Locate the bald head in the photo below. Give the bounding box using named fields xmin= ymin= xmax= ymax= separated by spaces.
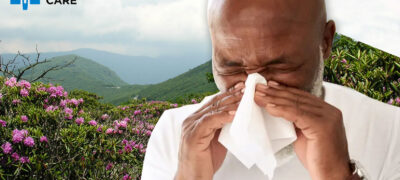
xmin=207 ymin=0 xmax=335 ymax=97
xmin=208 ymin=0 xmax=327 ymax=32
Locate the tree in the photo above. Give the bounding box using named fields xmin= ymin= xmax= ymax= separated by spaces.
xmin=0 ymin=45 xmax=76 ymax=82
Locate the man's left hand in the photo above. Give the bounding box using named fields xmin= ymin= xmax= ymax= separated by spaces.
xmin=254 ymin=81 xmax=352 ymax=180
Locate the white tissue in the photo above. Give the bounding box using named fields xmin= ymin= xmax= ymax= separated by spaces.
xmin=218 ymin=73 xmax=297 ymax=179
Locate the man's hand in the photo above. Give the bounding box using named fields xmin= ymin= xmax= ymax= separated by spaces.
xmin=254 ymin=81 xmax=352 ymax=180
xmin=175 ymin=83 xmax=244 ymax=180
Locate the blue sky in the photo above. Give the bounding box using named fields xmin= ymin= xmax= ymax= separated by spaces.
xmin=0 ymin=0 xmax=399 ymax=58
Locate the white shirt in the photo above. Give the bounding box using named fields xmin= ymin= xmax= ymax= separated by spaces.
xmin=141 ymin=82 xmax=400 ymax=180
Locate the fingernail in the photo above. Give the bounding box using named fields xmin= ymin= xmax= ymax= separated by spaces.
xmin=268 ymin=81 xmax=279 ymax=86
xmin=229 ymin=111 xmax=236 ymax=115
xmin=234 ymin=82 xmax=244 ymax=89
xmin=266 ymin=103 xmax=276 ymax=107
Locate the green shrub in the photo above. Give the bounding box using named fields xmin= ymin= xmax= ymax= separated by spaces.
xmin=0 ymin=77 xmax=184 ymax=179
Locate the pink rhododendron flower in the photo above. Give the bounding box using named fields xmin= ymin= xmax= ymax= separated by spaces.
xmin=78 ymin=109 xmax=84 ymax=114
xmin=123 ymin=117 xmax=130 ymax=122
xmin=97 ymin=125 xmax=103 ymax=132
xmin=88 ymin=120 xmax=97 ymax=126
xmin=388 ymin=99 xmax=394 ymax=104
xmin=75 ymin=117 xmax=84 ymax=125
xmin=11 ymin=152 xmax=19 ymax=161
xmin=59 ymin=100 xmax=67 ymax=107
xmin=12 ymin=99 xmax=21 ymax=105
xmin=24 ymin=137 xmax=35 ymax=147
xmin=69 ymin=98 xmax=79 ymax=106
xmin=21 ymin=115 xmax=28 ymax=122
xmin=101 ymin=114 xmax=109 ymax=120
xmin=191 ymin=99 xmax=198 ymax=104
xmin=1 ymin=142 xmax=12 ymax=154
xmin=123 ymin=174 xmax=132 ymax=180
xmin=20 ymin=88 xmax=29 ymax=97
xmin=17 ymin=80 xmax=31 ymax=89
xmin=170 ymin=103 xmax=178 ymax=108
xmin=396 ymin=97 xmax=400 ymax=104
xmin=106 ymin=163 xmax=113 ymax=170
xmin=145 ymin=130 xmax=152 ymax=136
xmin=119 ymin=121 xmax=127 ymax=128
xmin=122 ymin=139 xmax=128 ymax=145
xmin=105 ymin=128 xmax=113 ymax=134
xmin=64 ymin=108 xmax=73 ymax=114
xmin=5 ymin=77 xmax=17 ymax=87
xmin=20 ymin=156 xmax=30 ymax=164
xmin=40 ymin=136 xmax=48 ymax=143
xmin=45 ymin=105 xmax=58 ymax=112
xmin=340 ymin=59 xmax=347 ymax=63
xmin=134 ymin=110 xmax=141 ymax=115
xmin=65 ymin=114 xmax=73 ymax=120
xmin=140 ymin=148 xmax=146 ymax=154
xmin=124 ymin=144 xmax=133 ymax=153
xmin=12 ymin=129 xmax=27 ymax=143
xmin=0 ymin=120 xmax=6 ymax=127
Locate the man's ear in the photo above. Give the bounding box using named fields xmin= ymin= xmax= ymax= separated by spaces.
xmin=322 ymin=20 xmax=336 ymax=60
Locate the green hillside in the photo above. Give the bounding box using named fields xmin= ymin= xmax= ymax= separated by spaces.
xmin=22 ymin=55 xmax=129 ymax=93
xmin=101 ymin=60 xmax=218 ymax=105
xmin=135 ymin=60 xmax=218 ymax=101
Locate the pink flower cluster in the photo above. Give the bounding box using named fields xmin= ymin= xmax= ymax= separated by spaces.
xmin=121 ymin=139 xmax=145 ymax=154
xmin=1 ymin=142 xmax=12 ymax=154
xmin=40 ymin=136 xmax=48 ymax=143
xmin=4 ymin=77 xmax=17 ymax=87
xmin=0 ymin=119 xmax=6 ymax=127
xmin=101 ymin=114 xmax=109 ymax=120
xmin=88 ymin=120 xmax=97 ymax=126
xmin=12 ymin=129 xmax=35 ymax=147
xmin=24 ymin=137 xmax=35 ymax=147
xmin=12 ymin=129 xmax=28 ymax=143
xmin=21 ymin=115 xmax=28 ymax=122
xmin=1 ymin=142 xmax=30 ymax=164
xmin=75 ymin=117 xmax=84 ymax=125
xmin=46 ymin=85 xmax=67 ymax=98
xmin=5 ymin=77 xmax=32 ymax=97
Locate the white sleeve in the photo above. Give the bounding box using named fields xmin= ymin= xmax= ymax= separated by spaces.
xmin=379 ymin=108 xmax=400 ymax=180
xmin=141 ymin=110 xmax=180 ymax=180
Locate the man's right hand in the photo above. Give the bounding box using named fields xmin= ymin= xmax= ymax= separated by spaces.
xmin=174 ymin=82 xmax=245 ymax=180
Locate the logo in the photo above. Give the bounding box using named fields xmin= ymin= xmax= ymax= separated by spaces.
xmin=10 ymin=0 xmax=77 ymax=11
xmin=10 ymin=0 xmax=40 ymax=11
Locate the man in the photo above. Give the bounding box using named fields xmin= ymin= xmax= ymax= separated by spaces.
xmin=141 ymin=0 xmax=400 ymax=179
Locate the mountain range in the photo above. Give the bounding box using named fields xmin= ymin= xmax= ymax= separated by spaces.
xmin=2 ymin=52 xmax=218 ymax=105
xmin=1 ymin=48 xmax=210 ymax=84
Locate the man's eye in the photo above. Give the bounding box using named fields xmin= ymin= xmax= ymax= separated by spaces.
xmin=217 ymin=69 xmax=245 ymax=76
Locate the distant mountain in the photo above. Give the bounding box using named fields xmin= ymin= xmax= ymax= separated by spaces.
xmin=101 ymin=60 xmax=218 ymax=105
xmin=135 ymin=60 xmax=218 ymax=101
xmin=22 ymin=55 xmax=129 ymax=93
xmin=1 ymin=48 xmax=210 ymax=85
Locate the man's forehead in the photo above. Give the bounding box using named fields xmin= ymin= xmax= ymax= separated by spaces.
xmin=208 ymin=0 xmax=326 ymax=35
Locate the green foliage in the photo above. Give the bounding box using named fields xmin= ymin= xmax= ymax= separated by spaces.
xmin=0 ymin=76 xmax=185 ymax=179
xmin=324 ymin=34 xmax=400 ymax=105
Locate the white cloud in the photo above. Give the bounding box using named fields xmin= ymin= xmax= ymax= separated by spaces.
xmin=0 ymin=0 xmax=399 ymax=58
xmin=0 ymin=0 xmax=210 ymax=56
xmin=327 ymin=0 xmax=400 ymax=57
